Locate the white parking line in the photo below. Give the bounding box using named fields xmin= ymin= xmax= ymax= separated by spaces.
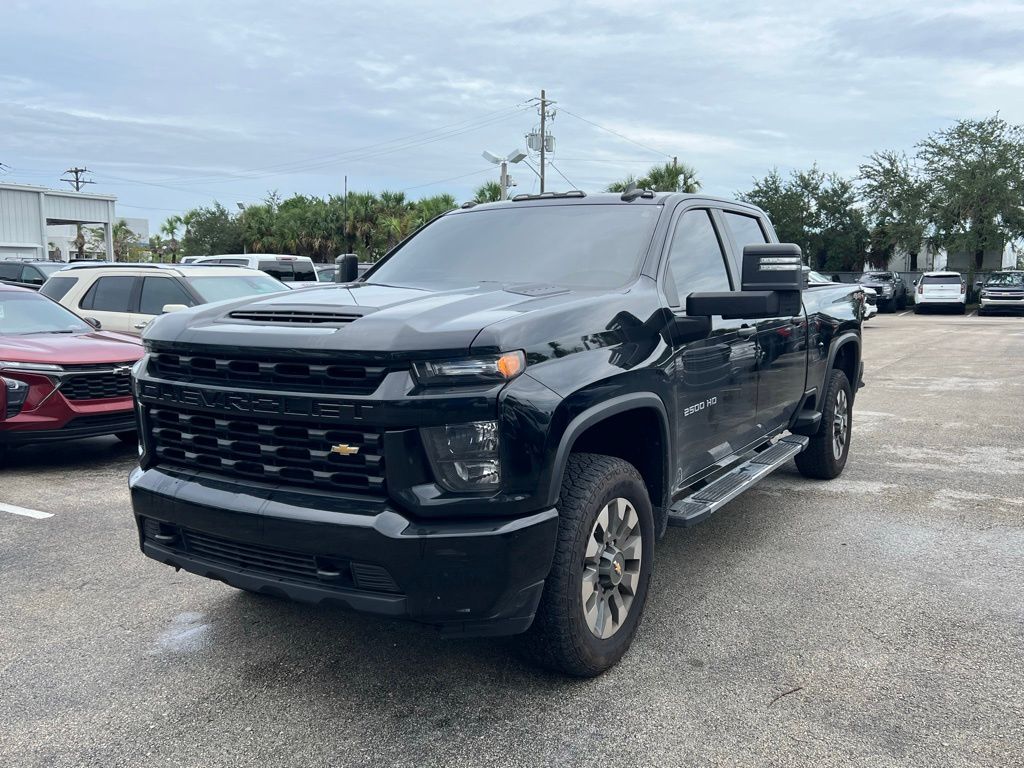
xmin=0 ymin=502 xmax=53 ymax=519
xmin=898 ymin=310 xmax=912 ymax=317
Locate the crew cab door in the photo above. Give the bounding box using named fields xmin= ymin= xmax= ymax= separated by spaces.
xmin=663 ymin=208 xmax=759 ymax=484
xmin=720 ymin=210 xmax=807 ymax=433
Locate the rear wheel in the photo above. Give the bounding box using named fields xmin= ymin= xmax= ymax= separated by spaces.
xmin=896 ymin=293 xmax=907 ymax=310
xmin=526 ymin=453 xmax=654 ymax=677
xmin=795 ymin=369 xmax=852 ymax=480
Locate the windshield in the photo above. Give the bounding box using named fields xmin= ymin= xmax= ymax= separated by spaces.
xmin=367 ymin=205 xmax=661 ymax=290
xmin=806 ymin=269 xmax=832 ymax=284
xmin=985 ymin=272 xmax=1024 ymax=286
xmin=858 ymin=273 xmax=889 ymax=282
xmin=0 ymin=291 xmax=91 ymax=335
xmin=186 ymin=274 xmax=288 ymax=303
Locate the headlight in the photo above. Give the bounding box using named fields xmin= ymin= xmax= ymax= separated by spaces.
xmin=2 ymin=377 xmax=30 ymax=418
xmin=411 ymin=351 xmax=525 ymax=387
xmin=421 ymin=420 xmax=500 ymax=492
xmin=0 ymin=361 xmax=62 ymax=373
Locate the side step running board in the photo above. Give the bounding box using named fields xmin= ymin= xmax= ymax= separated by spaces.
xmin=667 ymin=435 xmax=809 ymax=528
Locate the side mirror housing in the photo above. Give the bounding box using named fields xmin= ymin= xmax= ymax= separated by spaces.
xmin=974 ymin=280 xmax=983 ymax=289
xmin=162 ymin=304 xmax=189 ymax=314
xmin=84 ymin=317 xmax=102 ymax=330
xmin=831 ymin=275 xmax=842 ymax=283
xmin=741 ymin=244 xmax=803 ymax=291
xmin=335 ymin=253 xmax=359 ymax=283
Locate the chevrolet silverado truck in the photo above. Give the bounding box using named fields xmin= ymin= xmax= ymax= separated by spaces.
xmin=129 ymin=191 xmax=864 ymax=677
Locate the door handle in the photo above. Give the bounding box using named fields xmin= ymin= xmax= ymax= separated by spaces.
xmin=133 ymin=321 xmax=149 ymax=330
xmin=737 ymin=326 xmax=756 ymax=338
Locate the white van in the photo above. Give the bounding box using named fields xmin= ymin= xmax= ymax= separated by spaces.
xmin=189 ymin=254 xmax=319 ymax=288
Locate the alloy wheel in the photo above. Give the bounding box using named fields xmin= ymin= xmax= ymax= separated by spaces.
xmin=832 ymin=388 xmax=849 ymax=460
xmin=581 ymin=497 xmax=643 ymax=639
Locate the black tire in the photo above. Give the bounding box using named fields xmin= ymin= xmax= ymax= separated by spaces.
xmin=525 ymin=453 xmax=654 ymax=677
xmin=913 ymin=304 xmax=923 ymax=314
xmin=958 ymin=303 xmax=967 ymax=315
xmin=795 ymin=369 xmax=852 ymax=480
xmin=896 ymin=294 xmax=907 ymax=310
xmin=115 ymin=430 xmax=138 ymax=445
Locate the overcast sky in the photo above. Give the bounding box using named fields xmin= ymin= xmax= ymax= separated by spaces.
xmin=3 ymin=0 xmax=1023 ymax=227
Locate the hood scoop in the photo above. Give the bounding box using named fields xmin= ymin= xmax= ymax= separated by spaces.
xmin=227 ymin=309 xmax=364 ymax=325
xmin=503 ymin=283 xmax=570 ymax=297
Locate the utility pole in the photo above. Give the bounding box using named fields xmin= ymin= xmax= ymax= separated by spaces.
xmin=539 ymin=90 xmax=547 ymax=194
xmin=61 ymin=167 xmax=94 ymax=192
xmin=499 ymin=160 xmax=509 ymax=201
xmin=61 ymin=167 xmax=95 ymax=260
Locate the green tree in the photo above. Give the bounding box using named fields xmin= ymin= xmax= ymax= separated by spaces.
xmin=180 ymin=203 xmax=244 ymax=256
xmin=858 ymin=151 xmax=929 ymax=269
xmin=160 ymin=216 xmax=182 ymax=263
xmin=607 ymin=160 xmax=701 ymax=193
xmin=473 ymin=181 xmax=502 ymax=203
xmin=739 ymin=166 xmax=868 ymax=270
xmin=917 ymin=115 xmax=1024 ymax=270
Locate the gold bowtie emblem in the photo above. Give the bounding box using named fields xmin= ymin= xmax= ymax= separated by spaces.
xmin=330 ymin=444 xmax=360 ymax=456
xmin=613 ymin=561 xmax=622 ymax=576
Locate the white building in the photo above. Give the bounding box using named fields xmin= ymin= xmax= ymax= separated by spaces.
xmin=0 ymin=182 xmax=118 ymax=261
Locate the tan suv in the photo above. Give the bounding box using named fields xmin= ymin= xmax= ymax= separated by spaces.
xmin=39 ymin=264 xmax=288 ymax=334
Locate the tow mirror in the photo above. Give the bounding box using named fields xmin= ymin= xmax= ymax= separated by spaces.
xmin=974 ymin=280 xmax=983 ymax=289
xmin=161 ymin=304 xmax=188 ymax=314
xmin=335 ymin=253 xmax=359 ymax=283
xmin=84 ymin=317 xmax=102 ymax=330
xmin=686 ymin=244 xmax=803 ymax=320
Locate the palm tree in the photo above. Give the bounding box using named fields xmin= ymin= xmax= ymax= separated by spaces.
xmin=160 ymin=216 xmax=182 ymax=263
xmin=606 ymin=161 xmax=701 ymax=193
xmin=473 ymin=181 xmax=502 ymax=203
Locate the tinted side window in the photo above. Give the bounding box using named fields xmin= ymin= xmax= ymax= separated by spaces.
xmin=40 ymin=276 xmax=78 ymax=301
xmin=723 ymin=212 xmax=768 ymax=249
xmin=0 ymin=263 xmax=21 ymax=280
xmin=139 ymin=277 xmax=194 ymax=315
xmin=21 ymin=266 xmax=45 ymax=284
xmin=80 ymin=276 xmax=135 ymax=312
xmin=259 ymin=261 xmax=292 ymax=281
xmin=293 ymin=262 xmax=316 ymax=281
xmin=666 ymin=210 xmax=732 ymax=305
xmin=219 ymin=258 xmax=249 ymax=266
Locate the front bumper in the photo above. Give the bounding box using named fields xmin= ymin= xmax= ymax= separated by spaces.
xmin=980 ymin=297 xmax=1024 ymax=311
xmin=130 ymin=466 xmax=558 ymax=636
xmin=0 ymin=410 xmax=136 ymax=445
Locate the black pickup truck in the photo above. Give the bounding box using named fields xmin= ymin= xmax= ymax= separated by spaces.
xmin=129 ymin=192 xmax=864 ymax=676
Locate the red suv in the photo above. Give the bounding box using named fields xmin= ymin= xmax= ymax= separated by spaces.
xmin=1 ymin=285 xmax=143 ymax=460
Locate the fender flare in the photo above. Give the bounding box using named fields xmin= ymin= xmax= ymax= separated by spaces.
xmin=544 ymin=392 xmax=671 ymax=509
xmin=822 ymin=331 xmax=861 ymax=394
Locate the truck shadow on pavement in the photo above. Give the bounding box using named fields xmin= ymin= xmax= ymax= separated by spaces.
xmin=3 ymin=435 xmax=136 ymax=472
xmin=181 ymin=489 xmax=790 ymax=707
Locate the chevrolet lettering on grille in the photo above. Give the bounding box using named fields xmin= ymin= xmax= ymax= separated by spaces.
xmin=138 ymin=381 xmax=375 ymax=421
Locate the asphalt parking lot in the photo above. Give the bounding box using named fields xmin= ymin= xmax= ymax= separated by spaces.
xmin=2 ymin=311 xmax=1022 ymax=767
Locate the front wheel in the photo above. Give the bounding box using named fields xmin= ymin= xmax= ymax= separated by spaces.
xmin=526 ymin=453 xmax=654 ymax=677
xmin=795 ymin=369 xmax=852 ymax=480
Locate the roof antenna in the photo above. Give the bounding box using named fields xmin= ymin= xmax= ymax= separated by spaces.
xmin=620 ymin=181 xmax=643 ymax=202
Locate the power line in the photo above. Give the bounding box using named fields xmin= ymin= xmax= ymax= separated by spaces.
xmin=547 ymin=160 xmax=577 ymax=190
xmin=558 ymin=107 xmax=673 ymax=159
xmin=138 ymin=104 xmax=533 ymax=185
xmin=402 ymin=167 xmax=493 ymax=193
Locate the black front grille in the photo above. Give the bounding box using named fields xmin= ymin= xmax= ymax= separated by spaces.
xmin=148 ymin=351 xmax=390 ymax=395
xmin=142 ymin=520 xmax=401 ymax=594
xmin=60 ymin=369 xmax=133 ymax=400
xmin=147 ymin=406 xmax=385 ymax=495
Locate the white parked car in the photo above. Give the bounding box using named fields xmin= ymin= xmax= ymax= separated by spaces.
xmin=914 ymin=271 xmax=966 ymax=314
xmin=39 ymin=264 xmax=288 ymax=335
xmin=188 ymin=254 xmax=319 ymax=288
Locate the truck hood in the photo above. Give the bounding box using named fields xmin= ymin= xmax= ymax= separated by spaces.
xmin=142 ymin=281 xmax=644 ymax=356
xmin=1 ymin=331 xmax=143 ymax=366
